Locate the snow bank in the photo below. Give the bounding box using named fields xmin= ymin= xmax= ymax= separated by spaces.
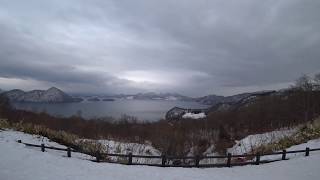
xmin=1 ymin=129 xmax=320 ymax=180
xmin=228 ymin=128 xmax=297 ymax=155
xmin=182 ymin=112 xmax=206 ymax=119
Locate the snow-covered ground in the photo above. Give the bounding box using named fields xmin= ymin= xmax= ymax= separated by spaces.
xmin=1 ymin=129 xmax=320 ymax=180
xmin=0 ymin=130 xmax=96 ymax=161
xmin=182 ymin=112 xmax=206 ymax=119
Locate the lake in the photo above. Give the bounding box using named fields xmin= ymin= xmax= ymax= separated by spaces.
xmin=12 ymin=100 xmax=209 ymax=121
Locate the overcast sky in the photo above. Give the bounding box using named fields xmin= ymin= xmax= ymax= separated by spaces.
xmin=0 ymin=0 xmax=319 ymax=97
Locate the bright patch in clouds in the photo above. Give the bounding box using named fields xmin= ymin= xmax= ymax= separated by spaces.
xmin=117 ymin=70 xmax=212 ymax=87
xmin=117 ymin=71 xmax=171 ymax=84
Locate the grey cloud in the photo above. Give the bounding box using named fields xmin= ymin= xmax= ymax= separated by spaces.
xmin=0 ymin=0 xmax=320 ymax=96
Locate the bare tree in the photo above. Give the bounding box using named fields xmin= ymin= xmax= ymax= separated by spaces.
xmin=295 ymin=74 xmax=313 ymax=91
xmin=295 ymin=74 xmax=313 ymax=121
xmin=314 ymin=73 xmax=320 ymax=91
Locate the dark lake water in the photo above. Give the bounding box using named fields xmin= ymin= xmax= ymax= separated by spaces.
xmin=12 ymin=100 xmax=209 ymax=121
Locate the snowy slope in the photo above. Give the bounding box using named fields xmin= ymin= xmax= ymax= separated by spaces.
xmin=1 ymin=129 xmax=320 ymax=180
xmin=0 ymin=130 xmax=95 ymax=161
xmin=0 ymin=130 xmax=66 ymax=148
xmin=228 ymin=128 xmax=298 ymax=155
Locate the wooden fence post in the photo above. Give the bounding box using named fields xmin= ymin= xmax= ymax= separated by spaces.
xmin=67 ymin=147 xmax=71 ymax=157
xmin=161 ymin=154 xmax=166 ymax=167
xmin=282 ymin=150 xmax=286 ymax=160
xmin=227 ymin=153 xmax=232 ymax=167
xmin=96 ymin=152 xmax=100 ymax=163
xmin=41 ymin=143 xmax=45 ymax=152
xmin=195 ymin=155 xmax=200 ymax=167
xmin=256 ymin=153 xmax=261 ymax=165
xmin=128 ymin=153 xmax=133 ymax=165
xmin=305 ymin=147 xmax=310 ymax=156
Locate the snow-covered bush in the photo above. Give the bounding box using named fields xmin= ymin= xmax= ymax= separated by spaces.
xmin=272 ymin=123 xmax=320 ymax=151
xmin=76 ymin=139 xmax=106 ymax=155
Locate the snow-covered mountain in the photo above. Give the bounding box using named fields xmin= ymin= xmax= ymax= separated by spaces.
xmin=194 ymin=94 xmax=225 ymax=105
xmin=195 ymin=91 xmax=276 ymax=105
xmin=104 ymin=92 xmax=193 ymax=101
xmin=121 ymin=90 xmax=277 ymax=104
xmin=2 ymin=89 xmax=25 ymax=100
xmin=131 ymin=92 xmax=192 ymax=101
xmin=1 ymin=87 xmax=83 ymax=103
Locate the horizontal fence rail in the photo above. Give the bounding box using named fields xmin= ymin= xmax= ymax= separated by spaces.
xmin=17 ymin=140 xmax=320 ymax=168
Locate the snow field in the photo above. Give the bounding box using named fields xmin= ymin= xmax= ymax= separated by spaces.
xmin=1 ymin=129 xmax=320 ymax=180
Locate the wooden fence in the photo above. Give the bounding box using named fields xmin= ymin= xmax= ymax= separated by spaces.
xmin=17 ymin=140 xmax=320 ymax=168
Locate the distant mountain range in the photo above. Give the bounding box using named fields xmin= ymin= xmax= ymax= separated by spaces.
xmin=78 ymin=92 xmax=193 ymax=102
xmin=1 ymin=87 xmax=82 ymax=103
xmin=194 ymin=91 xmax=276 ymax=105
xmin=0 ymin=86 xmax=277 ymax=106
xmin=113 ymin=92 xmax=193 ymax=101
